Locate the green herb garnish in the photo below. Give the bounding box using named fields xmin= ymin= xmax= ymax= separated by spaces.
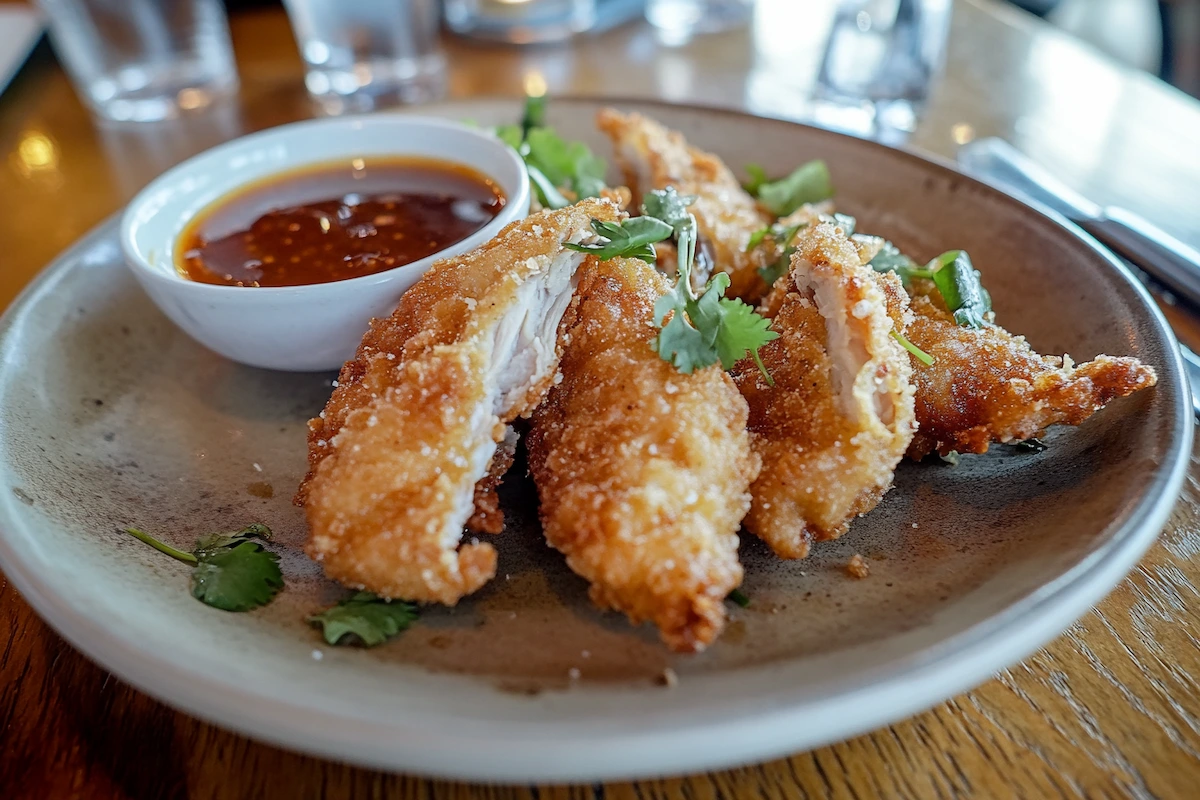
xmin=564 ymin=216 xmax=673 ymax=262
xmin=644 ymin=188 xmax=778 ymax=383
xmin=495 ymin=95 xmax=607 ymax=210
xmin=928 ymin=250 xmax=992 ymax=329
xmin=754 ymin=222 xmax=808 ymax=286
xmin=125 ymin=523 xmax=283 ymax=612
xmin=744 ymin=163 xmax=769 ymax=195
xmin=308 ymin=591 xmax=418 ymax=647
xmin=521 ymin=92 xmax=546 ymax=136
xmin=1011 ymin=438 xmax=1048 ymax=453
xmin=728 ymin=588 xmax=751 ymax=608
xmin=868 ymin=241 xmax=920 ymax=277
xmin=753 ymin=160 xmax=834 ymax=217
xmin=869 ymin=243 xmax=992 ymax=329
xmin=891 ymin=330 xmax=935 ymax=366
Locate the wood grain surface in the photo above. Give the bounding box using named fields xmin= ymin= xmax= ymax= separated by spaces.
xmin=3 ymin=2 xmax=1200 ymax=797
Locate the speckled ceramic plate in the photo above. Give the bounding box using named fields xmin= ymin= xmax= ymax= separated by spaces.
xmin=0 ymin=99 xmax=1190 ymax=783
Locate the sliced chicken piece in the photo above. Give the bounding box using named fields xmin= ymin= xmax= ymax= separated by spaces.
xmin=597 ymin=108 xmax=774 ymax=302
xmin=894 ymin=282 xmax=1158 ymax=458
xmin=733 ymin=223 xmax=917 ymax=559
xmin=301 ymin=199 xmax=622 ymax=605
xmin=527 ymin=256 xmax=758 ymax=652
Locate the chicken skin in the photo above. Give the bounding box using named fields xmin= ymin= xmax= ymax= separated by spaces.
xmin=733 ymin=223 xmax=917 ymax=559
xmin=597 ymin=108 xmax=774 ymax=302
xmin=895 ymin=283 xmax=1158 ymax=458
xmin=526 ymin=256 xmax=758 ymax=652
xmin=301 ymin=199 xmax=621 ymax=605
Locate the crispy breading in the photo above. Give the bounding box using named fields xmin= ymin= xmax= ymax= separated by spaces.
xmin=597 ymin=108 xmax=774 ymax=302
xmin=301 ymin=199 xmax=621 ymax=604
xmin=465 ymin=426 xmax=517 ymax=535
xmin=733 ymin=224 xmax=917 ymax=559
xmin=764 ymin=241 xmax=1159 ymax=460
xmin=895 ymin=283 xmax=1158 ymax=458
xmin=526 ymin=256 xmax=758 ymax=652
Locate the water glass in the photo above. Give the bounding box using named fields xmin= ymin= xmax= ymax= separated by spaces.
xmin=646 ymin=0 xmax=753 ymax=43
xmin=36 ymin=0 xmax=238 ymax=122
xmin=813 ymin=0 xmax=952 ymax=143
xmin=283 ymin=0 xmax=446 ymax=115
xmin=443 ymin=0 xmax=600 ymax=44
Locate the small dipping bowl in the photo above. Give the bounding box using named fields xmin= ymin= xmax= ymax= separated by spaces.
xmin=121 ymin=116 xmax=530 ymax=371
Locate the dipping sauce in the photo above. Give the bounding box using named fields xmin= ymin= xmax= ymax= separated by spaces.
xmin=177 ymin=157 xmax=505 ymax=287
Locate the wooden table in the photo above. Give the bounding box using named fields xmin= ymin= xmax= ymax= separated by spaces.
xmin=3 ymin=1 xmax=1200 ymax=796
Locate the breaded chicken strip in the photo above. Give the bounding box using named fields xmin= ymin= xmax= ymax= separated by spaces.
xmin=526 ymin=256 xmax=758 ymax=652
xmin=895 ymin=283 xmax=1158 ymax=459
xmin=733 ymin=223 xmax=917 ymax=559
xmin=301 ymin=199 xmax=622 ymax=605
xmin=761 ymin=241 xmax=1159 ymax=460
xmin=597 ymin=108 xmax=774 ymax=302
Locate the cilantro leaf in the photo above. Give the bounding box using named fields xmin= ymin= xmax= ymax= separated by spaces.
xmin=525 ymin=127 xmax=607 ymax=200
xmin=928 ymin=250 xmax=992 ymax=328
xmin=831 ymin=213 xmax=856 ymax=236
xmin=491 ymin=95 xmax=609 ymax=210
xmin=493 ymin=124 xmax=523 ymax=151
xmin=727 ymin=588 xmax=751 ymax=608
xmin=642 ymin=189 xmax=778 ymax=383
xmin=521 ymin=93 xmax=546 ymax=136
xmin=746 ymin=225 xmax=772 ymax=252
xmin=755 ymin=222 xmax=807 ymax=286
xmin=868 ymin=241 xmax=918 ymax=274
xmin=744 ymin=163 xmax=769 ymax=194
xmin=192 ymin=540 xmax=283 ymax=611
xmin=754 ymin=160 xmax=834 ymax=216
xmin=124 ymin=523 xmax=284 ymax=612
xmin=564 ymin=216 xmax=673 ymax=261
xmin=308 ymin=592 xmax=418 ymax=647
xmin=526 ymin=163 xmax=572 ymax=210
xmin=193 ymin=522 xmax=273 ymax=555
xmin=651 ymin=270 xmax=779 ymax=382
xmin=641 ymin=186 xmax=697 ymax=237
xmin=867 ymin=241 xmax=992 ymax=329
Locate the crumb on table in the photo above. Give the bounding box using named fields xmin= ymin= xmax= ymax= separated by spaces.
xmin=846 ymin=553 xmax=870 ymax=579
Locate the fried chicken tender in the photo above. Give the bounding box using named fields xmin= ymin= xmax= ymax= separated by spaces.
xmin=526 ymin=256 xmax=758 ymax=652
xmin=760 ymin=236 xmax=1159 ymax=460
xmin=733 ymin=223 xmax=917 ymax=559
xmin=597 ymin=108 xmax=774 ymax=302
xmin=301 ymin=199 xmax=622 ymax=605
xmin=895 ymin=283 xmax=1158 ymax=458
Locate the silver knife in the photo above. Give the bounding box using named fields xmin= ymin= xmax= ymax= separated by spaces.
xmin=957 ymin=136 xmax=1200 ymax=418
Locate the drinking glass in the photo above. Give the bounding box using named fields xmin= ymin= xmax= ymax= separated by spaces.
xmin=443 ymin=0 xmax=600 ymax=44
xmin=812 ymin=0 xmax=952 ymax=143
xmin=646 ymin=0 xmax=753 ymax=43
xmin=35 ymin=0 xmax=238 ymax=122
xmin=283 ymin=0 xmax=446 ymax=115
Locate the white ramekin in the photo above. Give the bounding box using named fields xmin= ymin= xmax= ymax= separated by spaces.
xmin=121 ymin=115 xmax=530 ymax=371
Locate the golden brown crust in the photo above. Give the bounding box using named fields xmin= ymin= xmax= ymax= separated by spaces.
xmin=899 ymin=289 xmax=1158 ymax=458
xmin=733 ymin=224 xmax=916 ymax=558
xmin=465 ymin=426 xmax=517 ymax=535
xmin=302 ymin=199 xmax=621 ymax=604
xmin=597 ymin=108 xmax=774 ymax=303
xmin=526 ymin=257 xmax=757 ymax=652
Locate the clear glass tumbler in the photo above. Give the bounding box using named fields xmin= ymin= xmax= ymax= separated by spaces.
xmin=283 ymin=0 xmax=446 ymax=115
xmin=443 ymin=0 xmax=598 ymax=44
xmin=812 ymin=0 xmax=952 ymax=143
xmin=646 ymin=0 xmax=753 ymax=44
xmin=36 ymin=0 xmax=238 ymax=122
